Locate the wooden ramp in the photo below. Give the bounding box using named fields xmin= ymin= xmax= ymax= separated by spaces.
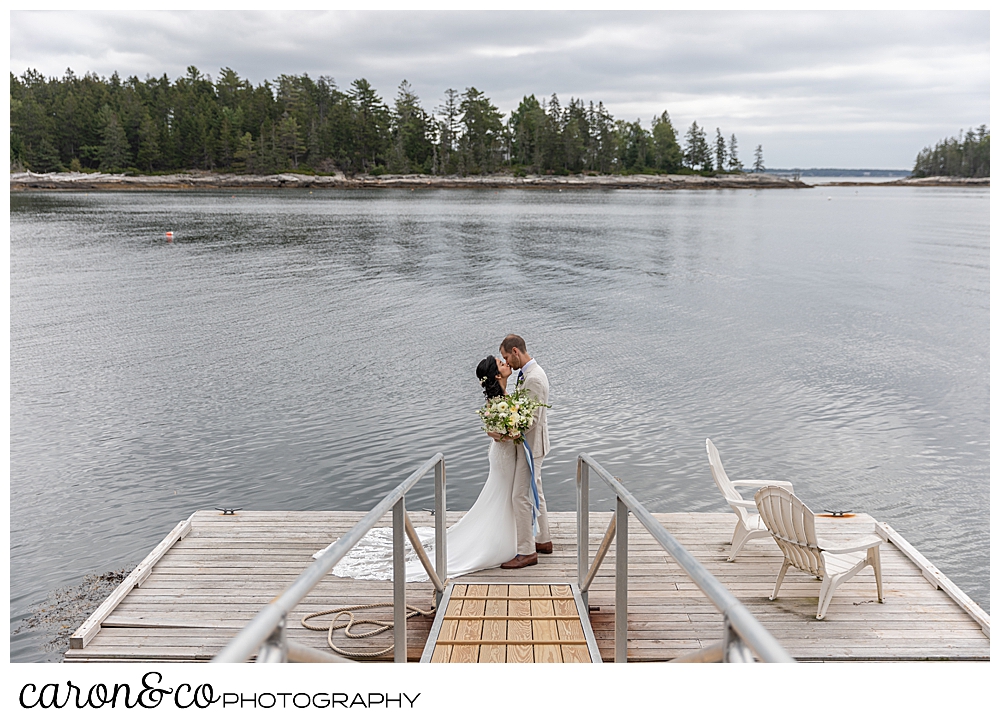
xmin=65 ymin=510 xmax=989 ymax=662
xmin=421 ymin=582 xmax=600 ymax=663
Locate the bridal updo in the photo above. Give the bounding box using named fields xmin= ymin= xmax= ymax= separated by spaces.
xmin=476 ymin=356 xmax=506 ymax=400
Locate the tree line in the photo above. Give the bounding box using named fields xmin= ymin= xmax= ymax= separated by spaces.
xmin=10 ymin=66 xmax=765 ymax=177
xmin=911 ymin=126 xmax=989 ymax=178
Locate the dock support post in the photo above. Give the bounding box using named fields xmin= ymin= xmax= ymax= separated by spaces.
xmin=435 ymin=458 xmax=447 ymax=609
xmin=255 ymin=614 xmax=287 ymax=663
xmin=393 ymin=497 xmax=407 ymax=663
xmin=615 ymin=496 xmax=628 ymax=663
xmin=722 ymin=616 xmax=755 ymax=663
xmin=577 ymin=458 xmax=589 ymax=609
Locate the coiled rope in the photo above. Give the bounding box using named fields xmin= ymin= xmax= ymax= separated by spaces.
xmin=301 ymin=602 xmax=436 ymax=659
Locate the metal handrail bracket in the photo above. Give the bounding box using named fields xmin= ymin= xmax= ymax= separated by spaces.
xmin=213 ymin=453 xmax=446 ymax=663
xmin=577 ymin=452 xmax=794 ymax=663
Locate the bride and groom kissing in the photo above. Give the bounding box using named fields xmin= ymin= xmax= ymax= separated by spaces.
xmin=330 ymin=333 xmax=552 ymax=581
xmin=478 ymin=333 xmax=552 ymax=570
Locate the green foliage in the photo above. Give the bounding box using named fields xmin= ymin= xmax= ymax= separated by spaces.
xmin=98 ymin=105 xmax=130 ymax=171
xmin=389 ymin=81 xmax=433 ymax=173
xmin=651 ymin=112 xmax=682 ymax=172
xmin=10 ymin=65 xmax=766 ymax=178
xmin=727 ymin=134 xmax=742 ymax=171
xmin=714 ymin=128 xmax=727 ymax=172
xmin=508 ymin=94 xmax=545 ymax=170
xmin=912 ymin=126 xmax=989 ymax=178
xmin=459 ymin=87 xmax=504 ymax=174
xmin=684 ymin=122 xmax=711 ymax=171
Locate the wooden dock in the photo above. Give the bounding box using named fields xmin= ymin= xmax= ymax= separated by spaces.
xmin=421 ymin=582 xmax=599 ymax=663
xmin=66 ymin=510 xmax=990 ymax=663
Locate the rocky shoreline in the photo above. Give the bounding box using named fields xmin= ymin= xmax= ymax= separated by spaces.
xmin=816 ymin=176 xmax=989 ymax=187
xmin=11 ymin=170 xmax=812 ymax=191
xmin=10 ymin=171 xmax=987 ymax=191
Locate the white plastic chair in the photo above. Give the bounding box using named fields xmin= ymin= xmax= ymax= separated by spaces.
xmin=706 ymin=438 xmax=794 ymax=561
xmin=754 ymin=485 xmax=884 ymax=620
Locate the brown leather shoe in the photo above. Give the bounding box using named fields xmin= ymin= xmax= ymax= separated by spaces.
xmin=535 ymin=541 xmax=553 ymax=554
xmin=500 ymin=553 xmax=538 ymax=569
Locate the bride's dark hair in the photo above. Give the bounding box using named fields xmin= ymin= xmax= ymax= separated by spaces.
xmin=476 ymin=356 xmax=505 ymax=400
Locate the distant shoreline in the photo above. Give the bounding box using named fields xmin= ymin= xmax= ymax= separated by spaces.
xmin=9 ymin=171 xmax=987 ymax=191
xmin=11 ymin=171 xmax=807 ymax=191
xmin=811 ymin=176 xmax=988 ymax=187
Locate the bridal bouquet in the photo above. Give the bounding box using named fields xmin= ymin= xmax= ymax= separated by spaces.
xmin=478 ymin=388 xmax=550 ymax=441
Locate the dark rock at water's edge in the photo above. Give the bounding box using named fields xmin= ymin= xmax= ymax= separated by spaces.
xmin=10 ymin=170 xmax=810 ymax=191
xmin=12 ymin=567 xmax=132 ymax=661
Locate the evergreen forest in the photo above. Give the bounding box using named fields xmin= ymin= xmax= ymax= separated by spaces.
xmin=911 ymin=127 xmax=990 ymax=178
xmin=10 ymin=67 xmax=758 ymax=177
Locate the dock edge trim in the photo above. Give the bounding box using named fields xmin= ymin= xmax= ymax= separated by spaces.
xmin=68 ymin=512 xmax=195 ymax=649
xmin=876 ymin=521 xmax=990 ymax=638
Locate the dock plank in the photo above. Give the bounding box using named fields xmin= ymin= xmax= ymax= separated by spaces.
xmin=450 ymin=584 xmax=487 ymax=663
xmin=552 ymin=584 xmax=590 ymax=663
xmin=507 ymin=585 xmax=533 ymax=663
xmin=530 ymin=585 xmax=563 ymax=663
xmin=430 ymin=584 xmax=464 ymax=663
xmin=479 ymin=585 xmax=508 ymax=663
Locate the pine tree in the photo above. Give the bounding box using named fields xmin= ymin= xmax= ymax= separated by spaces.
xmin=348 ymin=78 xmax=390 ymax=172
xmin=727 ymin=134 xmax=741 ymax=171
xmin=683 ymin=122 xmax=710 ymax=171
xmin=715 ymin=128 xmax=727 ymax=172
xmin=98 ymin=105 xmax=131 ymax=171
xmin=390 ymin=80 xmax=433 ymax=173
xmin=35 ymin=136 xmax=63 ymax=172
xmin=436 ymin=89 xmax=460 ymax=174
xmin=136 ymin=114 xmax=160 ymax=171
xmin=752 ymin=144 xmax=765 ymax=172
xmin=458 ymin=87 xmax=503 ymax=174
xmin=233 ymin=132 xmax=254 ymax=173
xmin=651 ymin=111 xmax=682 ymax=172
xmin=616 ymin=119 xmax=651 ymax=172
xmin=277 ymin=114 xmax=306 ymax=169
xmin=508 ymin=94 xmax=545 ymax=170
xmin=562 ymin=98 xmax=589 ymax=173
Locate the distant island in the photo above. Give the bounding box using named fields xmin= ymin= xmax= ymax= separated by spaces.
xmin=766 ymin=169 xmax=910 ymax=177
xmin=8 ymin=66 xmax=776 ymax=180
xmin=911 ymin=127 xmax=989 ymax=178
xmin=9 ymin=170 xmax=811 ymax=191
xmin=9 ymin=67 xmax=988 ymax=184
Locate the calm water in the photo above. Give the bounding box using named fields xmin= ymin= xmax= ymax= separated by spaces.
xmin=10 ymin=186 xmax=989 ymax=661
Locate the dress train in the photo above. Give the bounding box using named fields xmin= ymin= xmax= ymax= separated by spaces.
xmin=316 ymin=441 xmax=518 ymax=581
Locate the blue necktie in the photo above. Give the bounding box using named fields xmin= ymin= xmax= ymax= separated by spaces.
xmin=517 ymin=369 xmax=524 ymax=384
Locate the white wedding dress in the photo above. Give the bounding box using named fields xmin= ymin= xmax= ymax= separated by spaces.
xmin=319 ymin=440 xmax=518 ymax=581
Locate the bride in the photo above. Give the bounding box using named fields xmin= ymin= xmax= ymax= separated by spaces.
xmin=322 ymin=355 xmax=518 ymax=581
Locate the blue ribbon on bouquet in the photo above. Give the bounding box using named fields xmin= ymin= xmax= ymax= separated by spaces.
xmin=521 ymin=438 xmax=541 ymax=537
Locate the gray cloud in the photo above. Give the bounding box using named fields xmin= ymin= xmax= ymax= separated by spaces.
xmin=10 ymin=10 xmax=989 ymax=168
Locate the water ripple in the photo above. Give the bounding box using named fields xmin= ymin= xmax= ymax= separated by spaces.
xmin=9 ymin=187 xmax=989 ymax=660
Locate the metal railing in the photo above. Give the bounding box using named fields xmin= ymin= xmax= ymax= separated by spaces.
xmin=213 ymin=453 xmax=448 ymax=663
xmin=576 ymin=453 xmax=795 ymax=663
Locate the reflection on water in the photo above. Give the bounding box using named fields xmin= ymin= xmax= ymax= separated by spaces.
xmin=10 ymin=187 xmax=989 ymax=661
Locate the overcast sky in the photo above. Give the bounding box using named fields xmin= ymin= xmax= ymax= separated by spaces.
xmin=9 ymin=10 xmax=990 ymax=169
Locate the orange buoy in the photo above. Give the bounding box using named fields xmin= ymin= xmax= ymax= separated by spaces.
xmin=165 ymin=231 xmax=174 ymax=238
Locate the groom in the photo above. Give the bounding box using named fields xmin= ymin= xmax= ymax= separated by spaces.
xmin=498 ymin=334 xmax=552 ymax=569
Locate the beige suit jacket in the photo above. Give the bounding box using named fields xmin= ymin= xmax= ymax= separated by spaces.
xmin=518 ymin=361 xmax=550 ymax=458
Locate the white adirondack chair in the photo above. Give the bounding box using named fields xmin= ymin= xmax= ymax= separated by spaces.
xmin=706 ymin=438 xmax=794 ymax=561
xmin=754 ymin=485 xmax=884 ymax=620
